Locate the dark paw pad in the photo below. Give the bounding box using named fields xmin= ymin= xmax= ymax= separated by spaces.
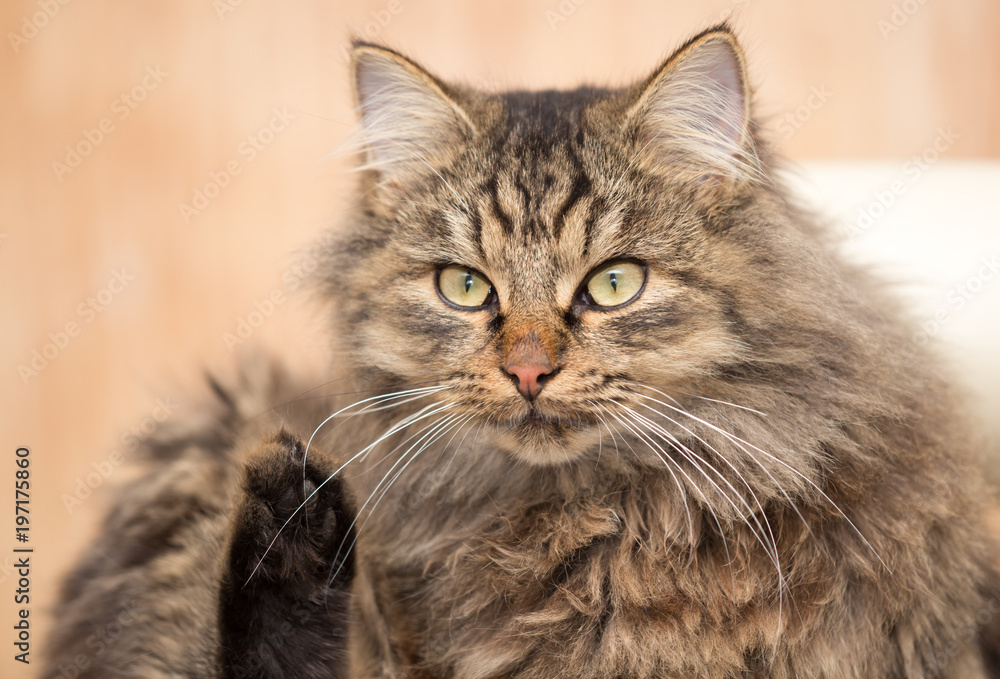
xmin=220 ymin=430 xmax=354 ymax=678
xmin=229 ymin=430 xmax=354 ymax=585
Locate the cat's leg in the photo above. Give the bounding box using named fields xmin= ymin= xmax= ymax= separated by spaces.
xmin=219 ymin=430 xmax=355 ymax=679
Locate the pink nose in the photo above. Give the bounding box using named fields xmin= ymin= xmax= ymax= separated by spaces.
xmin=506 ymin=363 xmax=554 ymax=400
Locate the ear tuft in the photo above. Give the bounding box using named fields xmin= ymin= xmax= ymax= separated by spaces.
xmin=630 ymin=29 xmax=761 ymax=187
xmin=350 ymin=44 xmax=472 ymax=184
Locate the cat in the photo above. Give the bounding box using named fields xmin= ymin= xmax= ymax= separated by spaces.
xmin=44 ymin=23 xmax=1000 ymax=679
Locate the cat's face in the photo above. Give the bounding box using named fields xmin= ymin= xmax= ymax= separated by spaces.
xmin=331 ymin=31 xmax=776 ymax=466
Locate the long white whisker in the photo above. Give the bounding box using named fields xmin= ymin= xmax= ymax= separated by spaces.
xmin=590 ymin=404 xmax=625 ymax=469
xmin=635 ymin=385 xmax=889 ymax=573
xmin=635 ymin=382 xmax=769 ymax=417
xmin=244 ymin=400 xmax=455 ymax=586
xmin=629 ymin=402 xmax=794 ymax=615
xmin=631 ymin=400 xmax=782 ymax=550
xmin=370 ymin=413 xmax=476 ymax=516
xmin=329 ymin=413 xmax=475 ymax=581
xmin=623 ymin=407 xmax=768 ymax=541
xmin=617 ymin=406 xmax=754 ymax=577
xmin=635 ymin=393 xmax=811 ymax=543
xmin=302 ymin=385 xmax=451 ymax=475
xmin=345 ymin=412 xmax=464 ymax=541
xmin=619 ymin=405 xmax=788 ymax=628
xmin=595 ymin=402 xmax=697 ymax=564
xmin=438 ymin=411 xmax=478 ymax=480
xmin=360 ymin=403 xmax=468 ymax=471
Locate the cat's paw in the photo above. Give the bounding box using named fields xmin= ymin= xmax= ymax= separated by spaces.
xmin=227 ymin=429 xmax=354 ymax=586
xmin=220 ymin=430 xmax=353 ymax=678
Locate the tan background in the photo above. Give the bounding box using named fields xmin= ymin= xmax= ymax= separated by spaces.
xmin=1 ymin=1 xmax=998 ymax=676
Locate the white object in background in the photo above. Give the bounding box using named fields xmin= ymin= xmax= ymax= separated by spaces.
xmin=786 ymin=161 xmax=1000 ymax=457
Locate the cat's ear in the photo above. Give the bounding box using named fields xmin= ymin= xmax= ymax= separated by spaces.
xmin=627 ymin=26 xmax=762 ymax=188
xmin=350 ymin=42 xmax=474 ymax=185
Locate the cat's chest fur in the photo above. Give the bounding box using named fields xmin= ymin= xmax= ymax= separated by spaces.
xmin=348 ymin=447 xmax=803 ymax=679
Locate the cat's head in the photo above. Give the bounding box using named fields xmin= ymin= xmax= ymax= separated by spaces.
xmin=324 ymin=26 xmax=853 ymax=472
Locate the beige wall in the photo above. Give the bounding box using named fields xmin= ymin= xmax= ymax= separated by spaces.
xmin=1 ymin=1 xmax=998 ymax=675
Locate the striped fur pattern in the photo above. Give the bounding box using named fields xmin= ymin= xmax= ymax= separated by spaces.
xmin=46 ymin=25 xmax=999 ymax=679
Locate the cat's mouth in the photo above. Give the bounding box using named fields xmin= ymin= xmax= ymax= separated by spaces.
xmin=495 ymin=405 xmax=600 ymax=466
xmin=519 ymin=407 xmax=564 ymax=429
xmin=523 ymin=409 xmax=554 ymax=424
xmin=513 ymin=406 xmax=594 ymax=437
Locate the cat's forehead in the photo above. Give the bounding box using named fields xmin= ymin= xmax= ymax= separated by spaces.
xmin=494 ymin=88 xmax=606 ymax=151
xmin=451 ymin=88 xmax=627 ymax=268
xmin=392 ymin=86 xmax=649 ymax=304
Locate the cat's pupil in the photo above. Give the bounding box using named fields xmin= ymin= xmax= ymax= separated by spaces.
xmin=609 ymin=273 xmax=618 ymax=292
xmin=464 ymin=273 xmax=473 ymax=293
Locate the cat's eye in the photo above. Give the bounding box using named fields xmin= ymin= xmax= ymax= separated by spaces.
xmin=583 ymin=260 xmax=646 ymax=309
xmin=437 ymin=265 xmax=496 ymax=309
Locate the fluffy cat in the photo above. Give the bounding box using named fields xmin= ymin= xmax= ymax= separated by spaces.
xmin=44 ymin=24 xmax=1000 ymax=679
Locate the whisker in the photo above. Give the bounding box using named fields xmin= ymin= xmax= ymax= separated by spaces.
xmin=616 ymin=406 xmax=752 ymax=576
xmin=303 ymin=385 xmax=451 ymax=475
xmin=630 ymin=400 xmax=781 ymax=553
xmin=329 ymin=412 xmax=475 ymax=582
xmin=629 ymin=394 xmax=803 ymax=630
xmin=634 ymin=385 xmax=889 ymax=573
xmin=359 ymin=402 xmax=476 ymax=474
xmin=346 ymin=411 xmax=464 ymax=537
xmin=438 ymin=410 xmax=478 ymax=480
xmin=369 ymin=413 xmax=476 ymax=519
xmin=302 ymin=385 xmax=451 ymax=481
xmin=622 ymin=408 xmax=763 ymax=531
xmin=618 ymin=405 xmax=786 ymax=623
xmin=588 ymin=401 xmax=623 ymax=467
xmin=635 ymin=382 xmax=769 ymax=417
xmin=243 ymin=399 xmax=455 ymax=586
xmin=634 ymin=393 xmax=811 ymax=544
xmin=594 ymin=401 xmax=697 ymax=564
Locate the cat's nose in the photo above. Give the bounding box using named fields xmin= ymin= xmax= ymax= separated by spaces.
xmin=502 ymin=328 xmax=559 ymax=400
xmin=505 ymin=363 xmax=557 ymax=400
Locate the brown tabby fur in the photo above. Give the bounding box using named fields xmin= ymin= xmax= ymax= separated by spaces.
xmin=46 ymin=24 xmax=999 ymax=679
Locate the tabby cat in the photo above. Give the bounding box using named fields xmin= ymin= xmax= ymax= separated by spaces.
xmin=45 ymin=24 xmax=1000 ymax=679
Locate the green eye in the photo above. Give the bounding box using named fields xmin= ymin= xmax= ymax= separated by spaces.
xmin=437 ymin=265 xmax=495 ymax=308
xmin=585 ymin=260 xmax=646 ymax=308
